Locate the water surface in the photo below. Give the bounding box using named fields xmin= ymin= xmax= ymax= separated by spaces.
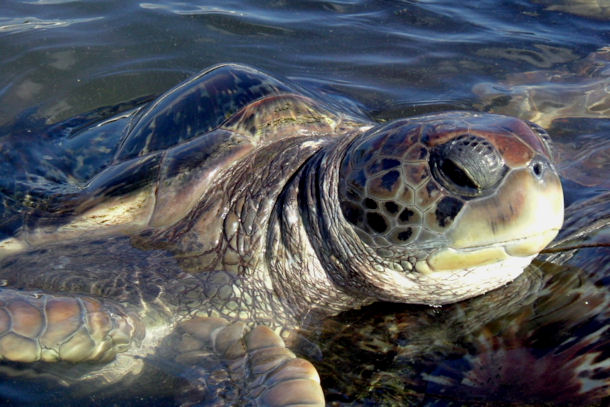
xmin=0 ymin=0 xmax=608 ymax=405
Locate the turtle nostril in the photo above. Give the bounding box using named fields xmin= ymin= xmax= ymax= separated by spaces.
xmin=530 ymin=157 xmax=547 ymax=180
xmin=533 ymin=162 xmax=542 ymax=177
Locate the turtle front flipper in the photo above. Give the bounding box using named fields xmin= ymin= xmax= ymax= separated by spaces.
xmin=2 ymin=128 xmax=254 ymax=254
xmin=0 ymin=288 xmax=138 ymax=363
xmin=172 ymin=317 xmax=325 ymax=406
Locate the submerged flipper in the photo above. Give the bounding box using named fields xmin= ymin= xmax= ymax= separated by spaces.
xmin=0 ymin=288 xmax=137 ymax=363
xmin=173 ymin=317 xmax=325 ymax=406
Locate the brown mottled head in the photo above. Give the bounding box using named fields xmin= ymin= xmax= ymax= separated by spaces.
xmin=336 ymin=111 xmax=563 ymax=304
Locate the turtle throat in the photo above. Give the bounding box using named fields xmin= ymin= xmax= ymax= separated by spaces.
xmin=265 ymin=139 xmax=377 ymax=326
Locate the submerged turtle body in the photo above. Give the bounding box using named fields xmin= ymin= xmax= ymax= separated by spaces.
xmin=533 ymin=0 xmax=610 ymax=19
xmin=474 ymin=46 xmax=610 ymax=128
xmin=0 ymin=64 xmax=564 ymax=405
xmin=474 ymin=47 xmax=610 ymax=190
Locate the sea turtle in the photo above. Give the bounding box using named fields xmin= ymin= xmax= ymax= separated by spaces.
xmin=0 ymin=64 xmax=563 ymax=405
xmin=473 ymin=46 xmax=609 ymax=129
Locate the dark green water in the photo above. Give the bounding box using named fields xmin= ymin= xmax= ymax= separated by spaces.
xmin=0 ymin=0 xmax=609 ymax=405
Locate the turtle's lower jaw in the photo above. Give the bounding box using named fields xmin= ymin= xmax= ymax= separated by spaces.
xmin=409 ymin=254 xmax=539 ymax=306
xmin=369 ymin=243 xmax=547 ymax=306
xmin=405 ymin=229 xmax=560 ymax=305
xmin=505 ymin=228 xmax=561 ymax=256
xmin=415 ymin=228 xmax=560 ymax=275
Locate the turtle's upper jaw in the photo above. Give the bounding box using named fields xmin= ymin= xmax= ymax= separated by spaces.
xmin=405 ymin=174 xmax=563 ymax=304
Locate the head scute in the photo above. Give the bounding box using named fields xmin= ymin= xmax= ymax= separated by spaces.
xmin=338 ymin=120 xmax=431 ymax=249
xmin=338 ymin=119 xmax=506 ymax=250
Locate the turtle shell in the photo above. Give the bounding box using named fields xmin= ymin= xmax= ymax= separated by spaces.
xmin=52 ymin=64 xmax=300 ymax=183
xmin=0 ymin=64 xmax=362 ymax=242
xmin=114 ymin=64 xmax=296 ymax=161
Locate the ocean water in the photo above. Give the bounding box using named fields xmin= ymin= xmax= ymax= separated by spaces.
xmin=0 ymin=0 xmax=609 ymax=405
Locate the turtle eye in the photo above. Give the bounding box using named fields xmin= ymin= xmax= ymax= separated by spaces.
xmin=438 ymin=158 xmax=479 ymax=191
xmin=430 ymin=134 xmax=507 ymax=198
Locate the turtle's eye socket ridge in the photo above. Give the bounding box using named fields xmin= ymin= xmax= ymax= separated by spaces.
xmin=430 ymin=134 xmax=507 ymax=198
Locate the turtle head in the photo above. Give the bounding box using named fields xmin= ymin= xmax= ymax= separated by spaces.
xmin=337 ymin=112 xmax=563 ymax=305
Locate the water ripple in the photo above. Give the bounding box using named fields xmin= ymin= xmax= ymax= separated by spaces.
xmin=0 ymin=16 xmax=103 ymax=35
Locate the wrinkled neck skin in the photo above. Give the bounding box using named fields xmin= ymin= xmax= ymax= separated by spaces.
xmin=266 ymin=133 xmax=383 ymax=327
xmin=159 ymin=133 xmax=355 ymax=329
xmin=165 ymin=127 xmax=396 ymax=330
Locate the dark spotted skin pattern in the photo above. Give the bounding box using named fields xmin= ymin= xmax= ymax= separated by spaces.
xmin=338 ymin=119 xmax=503 ymax=250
